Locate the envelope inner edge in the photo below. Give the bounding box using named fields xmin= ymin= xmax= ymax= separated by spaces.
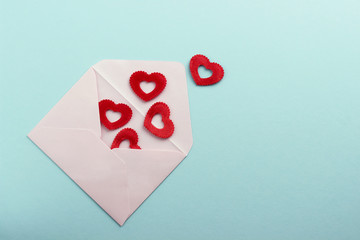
xmin=92 ymin=67 xmax=184 ymax=153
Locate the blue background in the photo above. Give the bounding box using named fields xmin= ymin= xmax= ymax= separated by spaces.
xmin=1 ymin=0 xmax=360 ymax=239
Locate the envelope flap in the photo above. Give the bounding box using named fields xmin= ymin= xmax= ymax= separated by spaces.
xmin=93 ymin=60 xmax=193 ymax=155
xmin=94 ymin=69 xmax=180 ymax=152
xmin=28 ymin=127 xmax=131 ymax=225
xmin=112 ymin=149 xmax=186 ymax=216
xmin=32 ymin=68 xmax=101 ymax=137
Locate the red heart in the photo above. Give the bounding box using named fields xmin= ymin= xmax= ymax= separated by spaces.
xmin=99 ymin=99 xmax=132 ymax=130
xmin=144 ymin=102 xmax=174 ymax=139
xmin=130 ymin=71 xmax=167 ymax=101
xmin=189 ymin=54 xmax=224 ymax=86
xmin=111 ymin=128 xmax=141 ymax=150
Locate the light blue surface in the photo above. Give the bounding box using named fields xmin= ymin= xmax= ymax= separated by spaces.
xmin=1 ymin=0 xmax=360 ymax=239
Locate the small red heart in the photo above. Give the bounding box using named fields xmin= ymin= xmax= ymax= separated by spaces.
xmin=111 ymin=128 xmax=141 ymax=150
xmin=144 ymin=102 xmax=174 ymax=139
xmin=99 ymin=99 xmax=132 ymax=130
xmin=190 ymin=54 xmax=224 ymax=86
xmin=130 ymin=71 xmax=167 ymax=101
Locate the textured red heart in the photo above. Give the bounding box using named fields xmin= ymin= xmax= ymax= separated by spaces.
xmin=130 ymin=71 xmax=167 ymax=101
xmin=111 ymin=128 xmax=141 ymax=150
xmin=144 ymin=102 xmax=174 ymax=139
xmin=99 ymin=99 xmax=132 ymax=130
xmin=190 ymin=54 xmax=224 ymax=86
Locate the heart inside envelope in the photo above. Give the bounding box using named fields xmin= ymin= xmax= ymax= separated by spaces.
xmin=111 ymin=128 xmax=141 ymax=149
xmin=144 ymin=102 xmax=174 ymax=139
xmin=130 ymin=71 xmax=167 ymax=101
xmin=99 ymin=99 xmax=133 ymax=130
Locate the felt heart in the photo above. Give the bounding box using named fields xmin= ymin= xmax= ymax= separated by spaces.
xmin=144 ymin=102 xmax=174 ymax=139
xmin=130 ymin=71 xmax=167 ymax=101
xmin=99 ymin=99 xmax=132 ymax=130
xmin=189 ymin=54 xmax=224 ymax=86
xmin=111 ymin=128 xmax=141 ymax=150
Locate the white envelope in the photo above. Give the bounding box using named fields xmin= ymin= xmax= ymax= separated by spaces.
xmin=28 ymin=60 xmax=193 ymax=225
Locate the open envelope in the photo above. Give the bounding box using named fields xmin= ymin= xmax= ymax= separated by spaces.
xmin=28 ymin=60 xmax=193 ymax=225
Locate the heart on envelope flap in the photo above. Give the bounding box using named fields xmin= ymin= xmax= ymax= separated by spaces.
xmin=144 ymin=102 xmax=175 ymax=139
xmin=130 ymin=71 xmax=167 ymax=102
xmin=111 ymin=128 xmax=141 ymax=150
xmin=99 ymin=99 xmax=132 ymax=130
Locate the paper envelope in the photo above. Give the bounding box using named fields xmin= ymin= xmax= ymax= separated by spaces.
xmin=28 ymin=60 xmax=193 ymax=225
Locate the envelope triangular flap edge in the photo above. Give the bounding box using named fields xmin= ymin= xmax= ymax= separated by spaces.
xmin=112 ymin=148 xmax=186 ymax=216
xmin=29 ymin=68 xmax=101 ymax=138
xmin=29 ymin=127 xmax=131 ymax=225
xmin=29 ymin=126 xmax=186 ymax=225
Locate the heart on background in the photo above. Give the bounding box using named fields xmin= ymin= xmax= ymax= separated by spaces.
xmin=99 ymin=99 xmax=133 ymax=130
xmin=190 ymin=54 xmax=224 ymax=86
xmin=130 ymin=71 xmax=167 ymax=101
xmin=111 ymin=128 xmax=141 ymax=149
xmin=144 ymin=102 xmax=174 ymax=139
